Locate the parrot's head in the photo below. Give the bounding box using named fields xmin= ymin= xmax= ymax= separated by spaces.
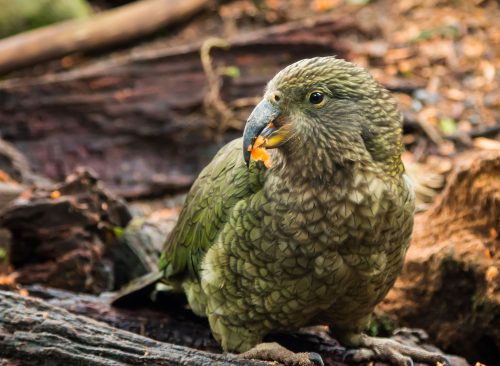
xmin=243 ymin=56 xmax=404 ymax=176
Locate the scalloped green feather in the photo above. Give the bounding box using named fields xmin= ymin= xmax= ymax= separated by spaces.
xmin=159 ymin=139 xmax=266 ymax=279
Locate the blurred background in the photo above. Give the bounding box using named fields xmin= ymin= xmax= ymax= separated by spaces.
xmin=0 ymin=0 xmax=498 ymax=365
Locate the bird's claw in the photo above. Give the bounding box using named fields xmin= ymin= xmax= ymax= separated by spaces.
xmin=329 ymin=345 xmax=346 ymax=358
xmin=342 ymin=348 xmax=415 ymax=366
xmin=238 ymin=342 xmax=324 ymax=366
xmin=342 ymin=348 xmax=359 ymax=362
xmin=307 ymin=352 xmax=325 ymax=366
xmin=339 ymin=334 xmax=452 ymax=366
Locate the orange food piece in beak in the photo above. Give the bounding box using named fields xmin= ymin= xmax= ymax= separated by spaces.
xmin=249 ymin=135 xmax=272 ymax=168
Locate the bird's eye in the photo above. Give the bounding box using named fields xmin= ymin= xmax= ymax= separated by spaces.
xmin=309 ymin=91 xmax=325 ymax=105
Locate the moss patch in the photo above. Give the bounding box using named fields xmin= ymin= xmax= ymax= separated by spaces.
xmin=0 ymin=0 xmax=91 ymax=38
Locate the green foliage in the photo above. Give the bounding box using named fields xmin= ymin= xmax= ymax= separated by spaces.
xmin=113 ymin=226 xmax=125 ymax=239
xmin=414 ymin=25 xmax=460 ymax=42
xmin=0 ymin=0 xmax=91 ymax=38
xmin=0 ymin=247 xmax=6 ymax=262
xmin=367 ymin=313 xmax=397 ymax=337
xmin=221 ymin=66 xmax=241 ymax=79
xmin=439 ymin=117 xmax=457 ymax=135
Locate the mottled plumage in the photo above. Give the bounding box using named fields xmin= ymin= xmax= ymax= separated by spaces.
xmin=152 ymin=57 xmax=447 ymax=366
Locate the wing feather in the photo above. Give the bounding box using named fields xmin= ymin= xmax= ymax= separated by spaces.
xmin=159 ymin=138 xmax=266 ymax=278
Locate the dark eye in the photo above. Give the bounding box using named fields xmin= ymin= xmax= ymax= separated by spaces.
xmin=309 ymin=91 xmax=324 ymax=105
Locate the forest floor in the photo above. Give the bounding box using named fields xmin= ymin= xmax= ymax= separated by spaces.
xmin=0 ymin=0 xmax=499 ymax=365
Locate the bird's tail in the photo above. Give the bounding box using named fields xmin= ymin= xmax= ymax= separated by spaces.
xmin=110 ymin=270 xmax=165 ymax=307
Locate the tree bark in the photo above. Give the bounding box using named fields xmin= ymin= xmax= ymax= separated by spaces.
xmin=0 ymin=0 xmax=210 ymax=75
xmin=0 ymin=168 xmax=132 ymax=293
xmin=0 ymin=289 xmax=267 ymax=366
xmin=20 ymin=284 xmax=221 ymax=352
xmin=0 ymin=286 xmax=467 ymax=366
xmin=380 ymin=150 xmax=500 ymax=364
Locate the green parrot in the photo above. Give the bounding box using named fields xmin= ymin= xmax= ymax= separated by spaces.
xmin=116 ymin=57 xmax=450 ymax=366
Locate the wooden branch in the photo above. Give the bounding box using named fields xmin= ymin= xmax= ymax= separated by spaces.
xmin=0 ymin=290 xmax=267 ymax=366
xmin=20 ymin=285 xmax=348 ymax=359
xmin=0 ymin=285 xmax=354 ymax=366
xmin=0 ymin=0 xmax=210 ymax=75
xmin=21 ymin=284 xmax=221 ymax=352
xmin=1 ymin=286 xmax=466 ymax=366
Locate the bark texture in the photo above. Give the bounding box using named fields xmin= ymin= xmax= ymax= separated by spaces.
xmin=0 ymin=287 xmax=467 ymax=366
xmin=0 ymin=290 xmax=267 ymax=366
xmin=380 ymin=150 xmax=500 ymax=365
xmin=0 ymin=168 xmax=132 ymax=293
xmin=0 ymin=17 xmax=353 ymax=198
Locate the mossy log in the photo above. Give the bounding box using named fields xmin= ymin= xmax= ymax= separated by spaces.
xmin=0 ymin=0 xmax=208 ymax=74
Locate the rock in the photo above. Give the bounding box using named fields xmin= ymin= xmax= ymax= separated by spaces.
xmin=379 ymin=150 xmax=500 ymax=365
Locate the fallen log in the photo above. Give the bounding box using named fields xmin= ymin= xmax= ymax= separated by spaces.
xmin=6 ymin=284 xmax=220 ymax=352
xmin=0 ymin=16 xmax=353 ymax=198
xmin=0 ymin=290 xmax=267 ymax=366
xmin=0 ymin=286 xmax=468 ymax=366
xmin=14 ymin=285 xmax=344 ymax=358
xmin=0 ymin=0 xmax=210 ymax=75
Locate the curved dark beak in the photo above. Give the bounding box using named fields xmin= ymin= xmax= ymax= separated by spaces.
xmin=242 ymin=99 xmax=280 ymax=165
